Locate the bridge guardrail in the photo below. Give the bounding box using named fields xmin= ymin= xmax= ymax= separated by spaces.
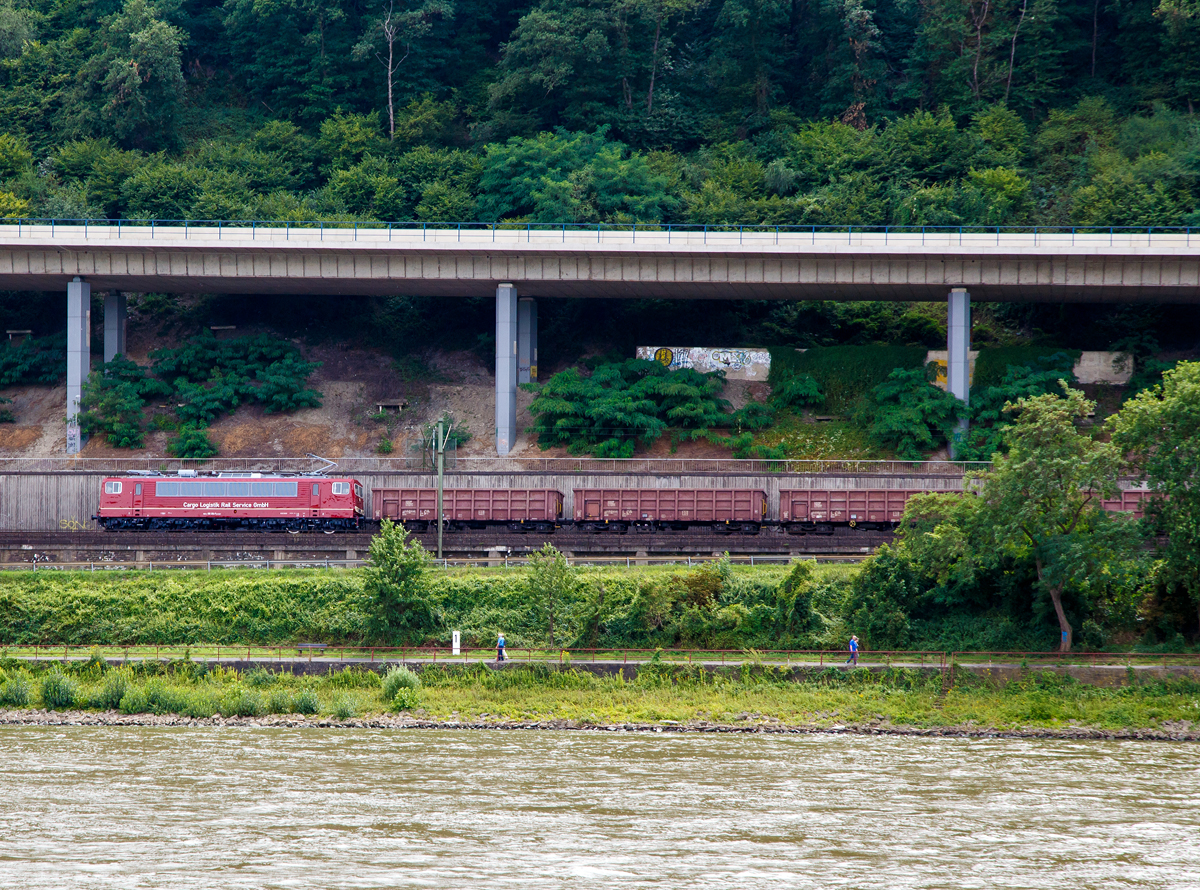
xmin=2 ymin=219 xmax=1200 ymax=250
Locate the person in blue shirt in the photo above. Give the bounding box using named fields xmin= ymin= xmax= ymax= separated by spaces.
xmin=496 ymin=632 xmax=506 ymax=663
xmin=845 ymin=635 xmax=859 ymax=666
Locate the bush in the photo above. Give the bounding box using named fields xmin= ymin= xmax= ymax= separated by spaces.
xmin=167 ymin=425 xmax=219 ymax=458
xmin=769 ymin=346 xmax=928 ymax=415
xmin=94 ymin=670 xmax=130 ymax=710
xmin=390 ymin=687 xmax=421 ymax=711
xmin=119 ymin=687 xmax=149 ymax=714
xmin=41 ymin=669 xmax=78 ymax=709
xmin=858 ymin=366 xmax=964 ymax=459
xmin=293 ymin=689 xmax=320 ymax=715
xmin=381 ymin=666 xmax=421 ymax=702
xmin=0 ymin=672 xmax=31 ymax=707
xmin=331 ymin=694 xmax=358 ymax=720
xmin=224 ymin=688 xmax=265 ymax=717
xmin=268 ymin=690 xmax=294 ymax=714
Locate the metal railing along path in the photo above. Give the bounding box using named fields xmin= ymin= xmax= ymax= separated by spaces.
xmin=4 ymin=219 xmax=1200 ymax=253
xmin=4 ymin=644 xmax=1197 ymax=671
xmin=0 ymin=553 xmax=867 ymax=572
xmin=0 ymin=456 xmax=989 ymax=475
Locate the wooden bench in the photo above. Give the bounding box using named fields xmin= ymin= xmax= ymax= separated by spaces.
xmin=376 ymin=400 xmax=408 ymax=414
xmin=297 ymin=643 xmax=328 ymax=658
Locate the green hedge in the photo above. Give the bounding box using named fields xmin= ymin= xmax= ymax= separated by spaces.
xmin=769 ymin=346 xmax=928 ymax=414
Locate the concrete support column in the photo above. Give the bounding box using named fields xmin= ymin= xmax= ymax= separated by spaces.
xmin=495 ymin=283 xmax=518 ymax=455
xmin=947 ymin=287 xmax=971 ymax=454
xmin=517 ymin=297 xmax=537 ymax=384
xmin=103 ymin=292 xmax=127 ymax=363
xmin=66 ymin=277 xmax=91 ymax=455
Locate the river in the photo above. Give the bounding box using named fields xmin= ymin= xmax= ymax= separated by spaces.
xmin=1 ymin=727 xmax=1197 ymax=888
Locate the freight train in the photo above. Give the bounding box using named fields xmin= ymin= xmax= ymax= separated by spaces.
xmin=94 ymin=472 xmax=1152 ymax=534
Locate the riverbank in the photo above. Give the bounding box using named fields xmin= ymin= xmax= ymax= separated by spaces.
xmin=2 ymin=707 xmax=1197 ymax=739
xmin=3 ymin=659 xmax=1199 ymax=737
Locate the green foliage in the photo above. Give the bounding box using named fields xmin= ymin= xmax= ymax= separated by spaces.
xmin=366 ymin=520 xmax=435 ymax=640
xmin=845 ymin=546 xmax=918 ymax=649
xmin=527 ymin=543 xmax=577 ymax=645
xmin=79 ymin=334 xmax=321 ymax=451
xmin=40 ymin=668 xmax=77 ymax=709
xmin=1112 ymin=361 xmax=1200 ymax=629
xmin=973 ymin=348 xmax=1082 ymax=390
xmin=167 ymin=426 xmax=219 ymax=459
xmin=0 ymin=670 xmax=31 ymax=706
xmin=292 ymin=689 xmax=320 ymax=715
xmin=957 ymin=353 xmax=1079 ymax=461
xmin=768 ymin=346 xmax=928 ymax=415
xmin=94 ymin=669 xmax=129 ymax=710
xmin=0 ymin=334 xmax=65 ymax=385
xmin=769 ymin=371 xmax=823 ymax=410
xmin=331 ymin=694 xmax=359 ymax=720
xmin=381 ymin=665 xmax=421 ymax=703
xmin=528 ymin=359 xmax=765 ymax=456
xmin=858 ymin=366 xmax=964 ymax=459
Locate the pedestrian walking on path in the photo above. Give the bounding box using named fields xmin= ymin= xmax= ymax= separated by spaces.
xmin=496 ymin=632 xmax=507 ymax=663
xmin=846 ymin=635 xmax=859 ymax=666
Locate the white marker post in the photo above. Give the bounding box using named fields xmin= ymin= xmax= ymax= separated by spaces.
xmin=452 ymin=630 xmax=461 ymax=657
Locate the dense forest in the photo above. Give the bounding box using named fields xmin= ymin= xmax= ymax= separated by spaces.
xmin=2 ymin=0 xmax=1200 ymax=229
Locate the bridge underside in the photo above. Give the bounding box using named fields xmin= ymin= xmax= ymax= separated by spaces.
xmin=4 ymin=245 xmax=1200 ymax=302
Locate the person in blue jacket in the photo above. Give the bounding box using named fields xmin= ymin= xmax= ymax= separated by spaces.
xmin=845 ymin=635 xmax=859 ymax=666
xmin=496 ymin=632 xmax=506 ymax=663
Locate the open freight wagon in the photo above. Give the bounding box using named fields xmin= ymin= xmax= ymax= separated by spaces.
xmin=371 ymin=488 xmax=563 ymax=531
xmin=571 ymin=488 xmax=767 ymax=533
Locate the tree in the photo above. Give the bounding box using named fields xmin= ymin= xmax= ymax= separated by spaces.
xmin=527 ymin=542 xmax=578 ymax=646
xmin=1111 ymin=361 xmax=1200 ymax=632
xmin=366 ymin=519 xmax=435 ymax=640
xmin=354 ymin=0 xmax=453 ymax=140
xmin=971 ymin=386 xmax=1130 ymax=651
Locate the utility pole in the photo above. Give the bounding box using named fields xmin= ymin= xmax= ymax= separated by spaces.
xmin=434 ymin=420 xmax=453 ymax=560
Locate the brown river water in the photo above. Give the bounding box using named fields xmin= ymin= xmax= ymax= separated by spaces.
xmin=1 ymin=727 xmax=1197 ymax=889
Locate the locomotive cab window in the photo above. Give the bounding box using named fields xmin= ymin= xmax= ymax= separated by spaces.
xmin=135 ymin=484 xmax=142 ymax=495
xmin=104 ymin=481 xmax=122 ymax=494
xmin=312 ymin=483 xmax=320 ymax=496
xmin=332 ymin=482 xmax=350 ymax=495
xmin=354 ymin=484 xmax=363 ymax=499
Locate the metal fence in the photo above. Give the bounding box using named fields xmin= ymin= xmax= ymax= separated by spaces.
xmin=0 ymin=553 xmax=867 ymax=572
xmin=3 ymin=643 xmax=1196 ymax=670
xmin=0 ymin=456 xmax=988 ymax=475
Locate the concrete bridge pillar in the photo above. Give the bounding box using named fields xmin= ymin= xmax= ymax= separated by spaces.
xmin=947 ymin=287 xmax=971 ymax=454
xmin=495 ymin=282 xmax=518 ymax=455
xmin=66 ymin=277 xmax=91 ymax=454
xmin=517 ymin=297 xmax=537 ymax=384
xmin=103 ymin=292 xmax=127 ymax=363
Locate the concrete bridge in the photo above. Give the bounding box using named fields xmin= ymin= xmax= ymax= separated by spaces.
xmin=2 ymin=223 xmax=1199 ymax=454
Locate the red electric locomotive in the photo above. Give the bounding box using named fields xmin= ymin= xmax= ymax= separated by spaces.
xmin=95 ymin=472 xmax=365 ymax=531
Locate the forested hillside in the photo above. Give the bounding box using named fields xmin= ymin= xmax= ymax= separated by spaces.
xmin=2 ymin=0 xmax=1200 ymax=228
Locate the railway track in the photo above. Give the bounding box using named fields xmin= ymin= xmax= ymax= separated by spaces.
xmin=0 ymin=526 xmax=892 ymax=564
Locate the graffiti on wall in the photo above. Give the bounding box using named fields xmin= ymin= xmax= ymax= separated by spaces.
xmin=636 ymin=347 xmax=771 ymax=381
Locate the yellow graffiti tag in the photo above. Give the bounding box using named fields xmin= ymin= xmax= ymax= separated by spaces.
xmin=59 ymin=517 xmax=96 ymax=531
xmin=653 ymin=347 xmax=674 ymax=367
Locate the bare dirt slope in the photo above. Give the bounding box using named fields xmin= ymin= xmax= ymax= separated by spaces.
xmin=0 ymin=345 xmax=763 ymax=459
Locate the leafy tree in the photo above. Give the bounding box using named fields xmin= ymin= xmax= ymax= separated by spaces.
xmin=845 ymin=545 xmax=918 ymax=649
xmin=858 ymin=366 xmax=964 ymax=459
xmin=957 ymin=353 xmax=1077 ymax=461
xmin=1111 ymin=361 xmax=1200 ymax=633
xmin=527 ymin=542 xmax=578 ymax=646
xmin=366 ymin=519 xmax=435 ymax=640
xmin=79 ymin=355 xmax=172 ymax=448
xmin=0 ymin=133 xmax=31 ymax=181
xmin=966 ymin=387 xmax=1134 ymax=651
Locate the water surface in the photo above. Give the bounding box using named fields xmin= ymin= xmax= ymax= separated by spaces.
xmin=1 ymin=728 xmax=1197 ymax=889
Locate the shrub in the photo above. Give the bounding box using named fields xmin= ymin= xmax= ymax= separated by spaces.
xmin=167 ymin=425 xmax=219 ymax=458
xmin=331 ymin=694 xmax=358 ymax=720
xmin=41 ymin=669 xmax=78 ymax=709
xmin=94 ymin=670 xmax=130 ymax=710
xmin=858 ymin=366 xmax=964 ymax=459
xmin=119 ymin=687 xmax=150 ymax=714
xmin=390 ymin=687 xmax=421 ymax=711
xmin=366 ymin=520 xmax=434 ymax=640
xmin=223 ymin=688 xmax=265 ymax=717
xmin=381 ymin=666 xmax=421 ymax=702
xmin=292 ymin=689 xmax=320 ymax=715
xmin=0 ymin=673 xmax=31 ymax=707
xmin=268 ymin=690 xmax=294 ymax=714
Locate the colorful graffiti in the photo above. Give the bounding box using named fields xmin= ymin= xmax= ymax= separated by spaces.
xmin=637 ymin=347 xmax=771 ymax=380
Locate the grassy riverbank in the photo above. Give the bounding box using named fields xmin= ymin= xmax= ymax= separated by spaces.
xmin=2 ymin=659 xmax=1198 ymax=734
